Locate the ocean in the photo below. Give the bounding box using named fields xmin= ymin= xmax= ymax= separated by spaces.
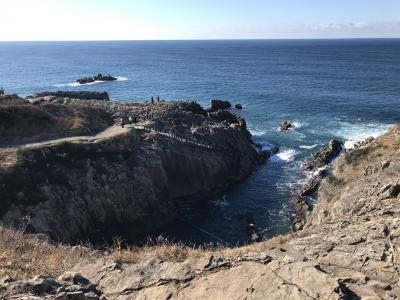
xmin=1 ymin=39 xmax=399 ymax=245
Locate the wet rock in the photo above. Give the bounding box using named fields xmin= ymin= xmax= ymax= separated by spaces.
xmin=278 ymin=120 xmax=293 ymax=132
xmin=235 ymin=104 xmax=242 ymax=109
xmin=209 ymin=99 xmax=232 ymax=112
xmin=298 ymin=169 xmax=327 ymax=197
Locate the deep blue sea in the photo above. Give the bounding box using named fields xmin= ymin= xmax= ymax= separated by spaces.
xmin=1 ymin=39 xmax=399 ymax=245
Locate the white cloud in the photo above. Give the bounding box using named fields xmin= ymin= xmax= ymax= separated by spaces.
xmin=312 ymin=22 xmax=369 ymax=31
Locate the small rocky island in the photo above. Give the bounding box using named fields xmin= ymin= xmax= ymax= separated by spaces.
xmin=76 ymin=74 xmax=117 ymax=84
xmin=278 ymin=120 xmax=293 ymax=132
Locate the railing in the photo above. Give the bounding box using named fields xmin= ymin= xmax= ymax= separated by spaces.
xmin=137 ymin=125 xmax=227 ymax=152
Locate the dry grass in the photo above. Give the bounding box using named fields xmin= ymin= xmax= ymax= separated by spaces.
xmin=0 ymin=226 xmax=95 ymax=280
xmin=0 ymin=225 xmax=293 ymax=280
xmin=109 ymin=236 xmax=207 ymax=264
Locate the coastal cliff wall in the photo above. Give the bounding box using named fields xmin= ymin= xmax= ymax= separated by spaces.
xmin=0 ymin=95 xmax=262 ymax=243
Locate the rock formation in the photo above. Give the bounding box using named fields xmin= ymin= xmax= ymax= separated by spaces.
xmin=235 ymin=104 xmax=242 ymax=109
xmin=278 ymin=120 xmax=293 ymax=132
xmin=209 ymin=99 xmax=232 ymax=111
xmin=291 ymin=139 xmax=343 ymax=231
xmin=76 ymin=74 xmax=117 ymax=85
xmin=0 ymin=93 xmax=267 ymax=243
xmin=304 ymin=139 xmax=343 ymax=170
xmin=28 ymin=91 xmax=110 ymax=102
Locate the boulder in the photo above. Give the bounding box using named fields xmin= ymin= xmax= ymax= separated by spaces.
xmin=209 ymin=99 xmax=232 ymax=112
xmin=278 ymin=120 xmax=293 ymax=132
xmin=235 ymin=104 xmax=242 ymax=109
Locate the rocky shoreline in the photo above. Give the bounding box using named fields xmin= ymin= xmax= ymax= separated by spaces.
xmin=2 ymin=124 xmax=400 ymax=299
xmin=1 ymin=91 xmax=399 ymax=299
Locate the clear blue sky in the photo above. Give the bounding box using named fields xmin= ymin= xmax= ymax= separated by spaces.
xmin=1 ymin=0 xmax=399 ymax=40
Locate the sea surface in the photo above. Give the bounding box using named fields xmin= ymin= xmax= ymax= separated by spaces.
xmin=1 ymin=39 xmax=399 ymax=246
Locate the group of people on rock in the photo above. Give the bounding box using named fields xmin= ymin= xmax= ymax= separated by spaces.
xmin=121 ymin=96 xmax=161 ymax=127
xmin=150 ymin=96 xmax=160 ymax=104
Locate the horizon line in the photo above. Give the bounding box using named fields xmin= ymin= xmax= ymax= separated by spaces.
xmin=1 ymin=37 xmax=400 ymax=42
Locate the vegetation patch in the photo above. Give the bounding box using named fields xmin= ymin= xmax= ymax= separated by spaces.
xmin=326 ymin=176 xmax=346 ymax=187
xmin=345 ymin=146 xmax=374 ymax=166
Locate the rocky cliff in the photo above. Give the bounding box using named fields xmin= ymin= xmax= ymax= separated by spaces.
xmin=0 ymin=93 xmax=265 ymax=243
xmin=1 ymin=93 xmax=399 ymax=299
xmin=64 ymin=125 xmax=398 ymax=299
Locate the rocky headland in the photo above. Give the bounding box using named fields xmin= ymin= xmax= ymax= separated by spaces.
xmin=0 ymin=91 xmax=399 ymax=299
xmin=0 ymin=92 xmax=269 ymax=243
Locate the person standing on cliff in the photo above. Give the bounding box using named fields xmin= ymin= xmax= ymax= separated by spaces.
xmin=0 ymin=87 xmax=4 ymax=96
xmin=151 ymin=97 xmax=154 ymax=104
xmin=157 ymin=95 xmax=160 ymax=102
xmin=121 ymin=116 xmax=129 ymax=128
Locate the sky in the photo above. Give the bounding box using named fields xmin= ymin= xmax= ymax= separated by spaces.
xmin=0 ymin=0 xmax=399 ymax=41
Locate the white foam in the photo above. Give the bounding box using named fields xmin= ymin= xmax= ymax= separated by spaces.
xmin=270 ymin=147 xmax=298 ymax=163
xmin=53 ymin=76 xmax=128 ymax=87
xmin=299 ymin=144 xmax=319 ymax=150
xmin=249 ymin=127 xmax=266 ymax=137
xmin=260 ymin=141 xmax=276 ymax=152
xmin=332 ymin=121 xmax=393 ymax=149
xmin=292 ymin=120 xmax=306 ymax=129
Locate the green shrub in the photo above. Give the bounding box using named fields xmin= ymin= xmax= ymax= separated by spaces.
xmin=345 ymin=146 xmax=374 ymax=166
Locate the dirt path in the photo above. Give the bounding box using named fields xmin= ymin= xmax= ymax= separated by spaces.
xmin=0 ymin=125 xmax=129 ymax=153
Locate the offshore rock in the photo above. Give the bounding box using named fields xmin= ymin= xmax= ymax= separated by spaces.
xmin=278 ymin=120 xmax=293 ymax=132
xmin=76 ymin=74 xmax=117 ymax=85
xmin=209 ymin=99 xmax=232 ymax=111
